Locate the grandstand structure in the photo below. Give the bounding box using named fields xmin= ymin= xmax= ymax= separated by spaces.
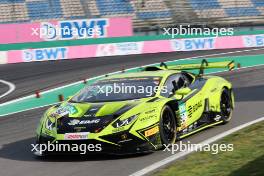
xmin=0 ymin=0 xmax=264 ymax=29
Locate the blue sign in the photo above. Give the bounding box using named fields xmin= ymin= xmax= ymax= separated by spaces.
xmin=172 ymin=38 xmax=215 ymax=51
xmin=40 ymin=19 xmax=109 ymax=41
xmin=244 ymin=35 xmax=264 ymax=47
xmin=23 ymin=47 xmax=68 ymax=62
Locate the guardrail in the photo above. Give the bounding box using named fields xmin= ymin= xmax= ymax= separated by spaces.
xmin=2 ymin=33 xmax=264 ymax=64
xmin=1 ymin=29 xmax=264 ymax=51
xmin=1 ymin=30 xmax=264 ymax=64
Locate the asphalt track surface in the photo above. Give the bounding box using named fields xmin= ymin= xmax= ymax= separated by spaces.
xmin=1 ymin=48 xmax=264 ymax=176
xmin=0 ymin=82 xmax=8 ymax=97
xmin=1 ymin=47 xmax=264 ymax=103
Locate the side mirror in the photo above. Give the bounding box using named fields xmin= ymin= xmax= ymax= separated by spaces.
xmin=176 ymin=87 xmax=192 ymax=96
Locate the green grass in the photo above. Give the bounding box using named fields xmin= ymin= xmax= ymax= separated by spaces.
xmin=155 ymin=121 xmax=264 ymax=176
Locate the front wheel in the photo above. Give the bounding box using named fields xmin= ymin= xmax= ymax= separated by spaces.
xmin=159 ymin=105 xmax=177 ymax=146
xmin=220 ymin=88 xmax=233 ymax=124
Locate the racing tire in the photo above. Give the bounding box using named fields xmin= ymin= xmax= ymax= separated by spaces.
xmin=159 ymin=105 xmax=177 ymax=146
xmin=220 ymin=88 xmax=233 ymax=124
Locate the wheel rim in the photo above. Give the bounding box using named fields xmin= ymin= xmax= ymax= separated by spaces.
xmin=220 ymin=92 xmax=232 ymax=120
xmin=162 ymin=110 xmax=176 ymax=143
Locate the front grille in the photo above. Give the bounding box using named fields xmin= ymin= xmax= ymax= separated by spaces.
xmin=57 ymin=115 xmax=114 ymax=134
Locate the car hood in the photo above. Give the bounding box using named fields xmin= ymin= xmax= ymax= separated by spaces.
xmin=53 ymin=100 xmax=145 ymax=118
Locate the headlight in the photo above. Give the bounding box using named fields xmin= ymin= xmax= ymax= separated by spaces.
xmin=113 ymin=114 xmax=138 ymax=128
xmin=45 ymin=118 xmax=55 ymax=131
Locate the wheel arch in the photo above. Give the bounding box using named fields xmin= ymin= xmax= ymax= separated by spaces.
xmin=163 ymin=99 xmax=181 ymax=129
xmin=206 ymin=77 xmax=233 ymax=112
xmin=222 ymin=86 xmax=235 ymax=109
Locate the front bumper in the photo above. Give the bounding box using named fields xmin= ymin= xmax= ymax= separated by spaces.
xmin=35 ymin=131 xmax=160 ymax=155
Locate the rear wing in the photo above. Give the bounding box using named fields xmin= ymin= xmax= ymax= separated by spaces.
xmin=144 ymin=59 xmax=235 ymax=75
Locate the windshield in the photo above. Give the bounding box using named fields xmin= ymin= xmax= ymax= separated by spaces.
xmin=71 ymin=77 xmax=162 ymax=103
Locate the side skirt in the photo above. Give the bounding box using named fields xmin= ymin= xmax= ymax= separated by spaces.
xmin=178 ymin=120 xmax=223 ymax=140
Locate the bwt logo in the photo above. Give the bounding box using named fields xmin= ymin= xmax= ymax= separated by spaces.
xmin=243 ymin=35 xmax=264 ymax=47
xmin=32 ymin=19 xmax=109 ymax=41
xmin=23 ymin=47 xmax=68 ymax=62
xmin=172 ymin=38 xmax=215 ymax=51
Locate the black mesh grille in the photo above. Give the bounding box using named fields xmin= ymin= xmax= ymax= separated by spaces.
xmin=57 ymin=115 xmax=114 ymax=134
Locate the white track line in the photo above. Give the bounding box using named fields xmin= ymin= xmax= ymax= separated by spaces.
xmin=0 ymin=80 xmax=15 ymax=99
xmin=130 ymin=116 xmax=264 ymax=176
xmin=0 ymin=47 xmax=264 ymax=115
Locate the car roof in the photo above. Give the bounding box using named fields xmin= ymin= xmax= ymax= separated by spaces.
xmin=101 ymin=70 xmax=181 ymax=80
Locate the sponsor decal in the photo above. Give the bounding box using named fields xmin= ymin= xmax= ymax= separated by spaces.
xmin=144 ymin=126 xmax=159 ymax=137
xmin=115 ymin=119 xmax=131 ymax=128
xmin=64 ymin=132 xmax=89 ymax=140
xmin=179 ymin=103 xmax=188 ymax=126
xmin=214 ymin=115 xmax=222 ymax=122
xmin=193 ymin=122 xmax=198 ymax=128
xmin=118 ymin=139 xmax=133 ymax=143
xmin=23 ymin=47 xmax=68 ymax=62
xmin=68 ymin=119 xmax=80 ymax=125
xmin=140 ymin=114 xmax=157 ymax=122
xmin=182 ymin=128 xmax=188 ymax=135
xmin=243 ymin=35 xmax=264 ymax=47
xmin=113 ymin=114 xmax=138 ymax=128
xmin=210 ymin=88 xmax=217 ymax=93
xmin=188 ymin=124 xmax=194 ymax=132
xmin=179 ymin=103 xmax=186 ymax=113
xmin=43 ymin=129 xmax=53 ymax=136
xmin=181 ymin=122 xmax=187 ymax=129
xmin=68 ymin=119 xmax=100 ymax=126
xmin=112 ymin=126 xmax=126 ymax=133
xmin=56 ymin=104 xmax=78 ymax=116
xmin=171 ymin=38 xmax=215 ymax=51
xmin=83 ymin=114 xmax=97 ymax=118
xmin=188 ymin=100 xmax=202 ymax=118
xmin=144 ymin=109 xmax=156 ymax=114
xmin=74 ymin=126 xmax=86 ymax=132
xmin=96 ymin=42 xmax=143 ymax=56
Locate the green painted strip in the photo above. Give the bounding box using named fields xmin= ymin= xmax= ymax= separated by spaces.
xmin=1 ymin=30 xmax=264 ymax=51
xmin=1 ymin=54 xmax=264 ymax=117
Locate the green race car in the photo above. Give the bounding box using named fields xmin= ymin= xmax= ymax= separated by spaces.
xmin=35 ymin=59 xmax=235 ymax=155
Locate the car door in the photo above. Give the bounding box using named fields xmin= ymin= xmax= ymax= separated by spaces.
xmin=160 ymin=73 xmax=205 ymax=129
xmin=160 ymin=74 xmax=192 ymax=128
xmin=178 ymin=76 xmax=205 ymax=130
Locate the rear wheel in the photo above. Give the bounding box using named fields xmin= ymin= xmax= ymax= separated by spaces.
xmin=159 ymin=105 xmax=177 ymax=146
xmin=220 ymin=89 xmax=233 ymax=124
